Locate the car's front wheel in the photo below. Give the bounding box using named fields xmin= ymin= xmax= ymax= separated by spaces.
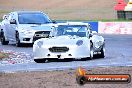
xmin=16 ymin=32 xmax=22 ymax=47
xmin=34 ymin=59 xmax=46 ymax=63
xmin=0 ymin=31 xmax=9 ymax=45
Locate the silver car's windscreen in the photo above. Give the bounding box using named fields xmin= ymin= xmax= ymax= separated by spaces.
xmin=18 ymin=12 xmax=52 ymax=24
xmin=56 ymin=25 xmax=88 ymax=37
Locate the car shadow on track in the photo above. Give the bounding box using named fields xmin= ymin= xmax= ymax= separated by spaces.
xmin=46 ymin=55 xmax=104 ymax=63
xmin=8 ymin=43 xmax=33 ymax=47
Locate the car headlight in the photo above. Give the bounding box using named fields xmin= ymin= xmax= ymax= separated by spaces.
xmin=76 ymin=40 xmax=83 ymax=46
xmin=20 ymin=29 xmax=34 ymax=35
xmin=21 ymin=31 xmax=34 ymax=35
xmin=37 ymin=41 xmax=43 ymax=48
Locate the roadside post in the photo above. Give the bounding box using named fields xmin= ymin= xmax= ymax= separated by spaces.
xmin=114 ymin=0 xmax=127 ymax=19
xmin=124 ymin=0 xmax=132 ymax=20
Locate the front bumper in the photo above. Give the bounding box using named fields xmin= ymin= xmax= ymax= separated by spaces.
xmin=19 ymin=31 xmax=50 ymax=43
xmin=33 ymin=45 xmax=91 ymax=59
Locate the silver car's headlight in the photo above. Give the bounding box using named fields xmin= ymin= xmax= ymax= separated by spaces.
xmin=21 ymin=31 xmax=34 ymax=35
xmin=20 ymin=28 xmax=34 ymax=35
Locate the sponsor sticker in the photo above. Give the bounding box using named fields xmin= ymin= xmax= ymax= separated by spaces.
xmin=76 ymin=67 xmax=131 ymax=85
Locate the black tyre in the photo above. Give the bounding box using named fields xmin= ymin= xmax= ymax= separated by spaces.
xmin=81 ymin=57 xmax=88 ymax=61
xmin=16 ymin=32 xmax=22 ymax=47
xmin=99 ymin=47 xmax=105 ymax=58
xmin=90 ymin=42 xmax=94 ymax=59
xmin=0 ymin=32 xmax=9 ymax=45
xmin=34 ymin=59 xmax=46 ymax=63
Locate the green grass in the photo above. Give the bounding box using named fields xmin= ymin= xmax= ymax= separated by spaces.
xmin=0 ymin=52 xmax=9 ymax=60
xmin=0 ymin=19 xmax=2 ymax=22
xmin=0 ymin=10 xmax=131 ymax=22
xmin=100 ymin=19 xmax=132 ymax=22
xmin=0 ymin=19 xmax=131 ymax=22
xmin=55 ymin=19 xmax=132 ymax=22
xmin=0 ymin=10 xmax=10 ymax=14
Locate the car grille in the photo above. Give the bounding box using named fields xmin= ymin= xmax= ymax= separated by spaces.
xmin=33 ymin=31 xmax=50 ymax=42
xmin=34 ymin=31 xmax=50 ymax=37
xmin=49 ymin=47 xmax=69 ymax=52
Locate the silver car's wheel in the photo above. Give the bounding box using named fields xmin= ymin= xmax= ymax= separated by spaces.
xmin=1 ymin=32 xmax=9 ymax=45
xmin=16 ymin=32 xmax=22 ymax=47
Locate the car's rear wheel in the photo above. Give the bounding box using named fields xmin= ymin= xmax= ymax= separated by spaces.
xmin=0 ymin=31 xmax=9 ymax=45
xmin=16 ymin=32 xmax=22 ymax=47
xmin=34 ymin=59 xmax=46 ymax=63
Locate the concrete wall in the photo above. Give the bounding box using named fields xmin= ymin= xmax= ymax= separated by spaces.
xmin=98 ymin=22 xmax=132 ymax=34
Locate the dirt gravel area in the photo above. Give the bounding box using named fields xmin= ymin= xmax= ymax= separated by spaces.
xmin=0 ymin=50 xmax=33 ymax=65
xmin=0 ymin=66 xmax=131 ymax=88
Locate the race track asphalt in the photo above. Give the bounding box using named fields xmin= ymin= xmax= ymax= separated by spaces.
xmin=0 ymin=34 xmax=132 ymax=72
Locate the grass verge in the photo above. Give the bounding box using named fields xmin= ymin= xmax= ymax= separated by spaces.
xmin=0 ymin=52 xmax=9 ymax=60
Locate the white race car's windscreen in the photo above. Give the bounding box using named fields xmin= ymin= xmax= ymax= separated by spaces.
xmin=18 ymin=13 xmax=52 ymax=24
xmin=57 ymin=25 xmax=87 ymax=37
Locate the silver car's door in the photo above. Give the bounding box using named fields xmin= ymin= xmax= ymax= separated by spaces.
xmin=4 ymin=15 xmax=11 ymax=40
xmin=9 ymin=20 xmax=17 ymax=41
xmin=8 ymin=13 xmax=17 ymax=41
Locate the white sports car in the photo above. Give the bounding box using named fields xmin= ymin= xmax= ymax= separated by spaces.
xmin=33 ymin=22 xmax=105 ymax=63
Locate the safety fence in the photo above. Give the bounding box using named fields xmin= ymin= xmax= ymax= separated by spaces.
xmin=98 ymin=22 xmax=132 ymax=34
xmin=87 ymin=21 xmax=132 ymax=34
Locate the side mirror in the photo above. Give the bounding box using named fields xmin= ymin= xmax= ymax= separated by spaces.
xmin=2 ymin=15 xmax=7 ymax=20
xmin=89 ymin=33 xmax=93 ymax=38
xmin=52 ymin=20 xmax=57 ymax=24
xmin=10 ymin=19 xmax=17 ymax=24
